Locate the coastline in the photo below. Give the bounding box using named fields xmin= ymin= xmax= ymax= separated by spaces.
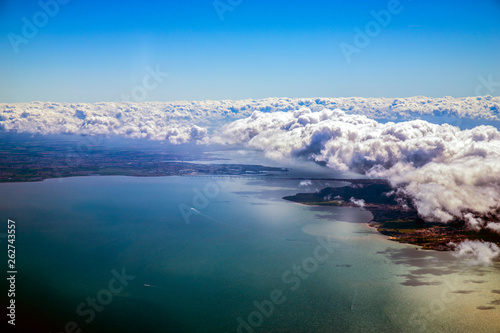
xmin=283 ymin=179 xmax=500 ymax=252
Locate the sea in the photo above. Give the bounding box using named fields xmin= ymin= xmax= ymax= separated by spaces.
xmin=0 ymin=176 xmax=499 ymax=333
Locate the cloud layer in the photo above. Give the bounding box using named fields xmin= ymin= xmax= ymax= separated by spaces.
xmin=216 ymin=108 xmax=500 ymax=228
xmin=1 ymin=96 xmax=499 ymax=143
xmin=0 ymin=101 xmax=215 ymax=144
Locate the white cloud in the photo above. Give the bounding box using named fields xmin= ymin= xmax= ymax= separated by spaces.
xmin=463 ymin=213 xmax=484 ymax=231
xmin=216 ymin=108 xmax=500 ymax=226
xmin=0 ymin=101 xmax=210 ymax=144
xmin=1 ymin=96 xmax=499 ymax=144
xmin=486 ymin=222 xmax=500 ymax=234
xmin=350 ymin=197 xmax=366 ymax=208
xmin=450 ymin=240 xmax=500 ymax=266
xmin=299 ymin=180 xmax=312 ymax=187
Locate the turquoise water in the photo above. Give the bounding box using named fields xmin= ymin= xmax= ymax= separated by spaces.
xmin=0 ymin=176 xmax=499 ymax=333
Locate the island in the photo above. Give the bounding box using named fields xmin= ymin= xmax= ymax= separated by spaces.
xmin=283 ymin=179 xmax=500 ymax=251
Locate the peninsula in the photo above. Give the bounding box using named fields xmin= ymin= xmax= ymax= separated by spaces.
xmin=283 ymin=179 xmax=500 ymax=251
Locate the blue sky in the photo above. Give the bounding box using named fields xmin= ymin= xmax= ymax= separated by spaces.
xmin=1 ymin=0 xmax=499 ymax=102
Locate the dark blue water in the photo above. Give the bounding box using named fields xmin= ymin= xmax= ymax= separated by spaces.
xmin=0 ymin=176 xmax=498 ymax=333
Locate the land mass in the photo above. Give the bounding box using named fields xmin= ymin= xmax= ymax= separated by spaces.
xmin=283 ymin=179 xmax=500 ymax=251
xmin=0 ymin=133 xmax=287 ymax=182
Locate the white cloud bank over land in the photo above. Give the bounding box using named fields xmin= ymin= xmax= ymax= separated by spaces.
xmin=0 ymin=101 xmax=211 ymax=144
xmin=451 ymin=240 xmax=500 ymax=266
xmin=216 ymin=108 xmax=500 ymax=231
xmin=1 ymin=96 xmax=499 ymax=143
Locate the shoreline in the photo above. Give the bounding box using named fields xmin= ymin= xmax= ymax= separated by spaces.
xmin=283 ymin=180 xmax=500 ymax=252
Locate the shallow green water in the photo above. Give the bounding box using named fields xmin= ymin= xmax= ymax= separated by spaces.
xmin=0 ymin=176 xmax=499 ymax=333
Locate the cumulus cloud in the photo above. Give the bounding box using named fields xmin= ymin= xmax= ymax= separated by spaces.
xmin=350 ymin=197 xmax=366 ymax=208
xmin=487 ymin=222 xmax=500 ymax=234
xmin=450 ymin=240 xmax=500 ymax=266
xmin=0 ymin=101 xmax=210 ymax=144
xmin=464 ymin=213 xmax=484 ymax=231
xmin=299 ymin=179 xmax=312 ymax=187
xmin=216 ymin=108 xmax=500 ymax=227
xmin=1 ymin=96 xmax=499 ymax=144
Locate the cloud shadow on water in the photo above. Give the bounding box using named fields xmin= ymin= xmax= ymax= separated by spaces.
xmin=375 ymin=247 xmax=490 ymax=287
